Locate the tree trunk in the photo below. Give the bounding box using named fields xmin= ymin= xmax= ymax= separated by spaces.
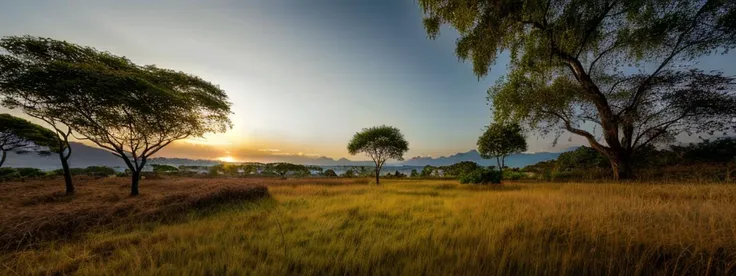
xmin=496 ymin=156 xmax=503 ymax=180
xmin=131 ymin=170 xmax=141 ymax=196
xmin=60 ymin=155 xmax=74 ymax=195
xmin=375 ymin=167 xmax=380 ymax=185
xmin=0 ymin=150 xmax=6 ymax=168
xmin=609 ymin=151 xmax=633 ymax=181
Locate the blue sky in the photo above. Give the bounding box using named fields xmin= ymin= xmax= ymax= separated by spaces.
xmin=1 ymin=1 xmax=734 ymax=161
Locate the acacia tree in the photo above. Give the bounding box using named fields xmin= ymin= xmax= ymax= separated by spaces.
xmin=0 ymin=37 xmax=78 ymax=192
xmin=420 ymin=0 xmax=736 ymax=180
xmin=477 ymin=123 xmax=528 ymax=177
xmin=347 ymin=125 xmax=409 ymax=184
xmin=0 ymin=36 xmax=232 ymax=195
xmin=0 ymin=114 xmax=55 ymax=168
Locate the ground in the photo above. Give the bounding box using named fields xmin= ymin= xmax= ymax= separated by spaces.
xmin=1 ymin=178 xmax=735 ymax=275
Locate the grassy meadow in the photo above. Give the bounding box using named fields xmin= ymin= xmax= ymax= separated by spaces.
xmin=2 ymin=178 xmax=736 ymax=275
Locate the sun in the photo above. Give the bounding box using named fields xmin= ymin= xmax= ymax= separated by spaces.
xmin=218 ymin=156 xmax=237 ymax=163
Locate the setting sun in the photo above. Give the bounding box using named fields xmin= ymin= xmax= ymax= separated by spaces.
xmin=217 ymin=156 xmax=237 ymax=163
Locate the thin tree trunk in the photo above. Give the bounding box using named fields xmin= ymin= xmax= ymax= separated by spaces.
xmin=375 ymin=167 xmax=380 ymax=185
xmin=496 ymin=156 xmax=503 ymax=180
xmin=60 ymin=155 xmax=74 ymax=195
xmin=131 ymin=170 xmax=140 ymax=196
xmin=0 ymin=150 xmax=6 ymax=168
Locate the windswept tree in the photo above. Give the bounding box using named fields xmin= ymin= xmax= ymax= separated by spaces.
xmin=0 ymin=36 xmax=232 ymax=195
xmin=420 ymin=0 xmax=736 ymax=179
xmin=477 ymin=123 xmax=528 ymax=177
xmin=0 ymin=114 xmax=55 ymax=169
xmin=0 ymin=37 xmax=78 ymax=191
xmin=347 ymin=125 xmax=409 ymax=184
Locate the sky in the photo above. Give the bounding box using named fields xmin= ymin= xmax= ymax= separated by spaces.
xmin=1 ymin=0 xmax=734 ymax=162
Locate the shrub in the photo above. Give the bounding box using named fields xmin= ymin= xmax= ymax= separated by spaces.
xmin=323 ymin=169 xmax=338 ymax=177
xmin=459 ymin=167 xmax=501 ymax=184
xmin=0 ymin=168 xmax=20 ymax=181
xmin=84 ymin=166 xmax=116 ymax=177
xmin=15 ymin=168 xmax=45 ymax=178
xmin=503 ymin=170 xmax=525 ymax=180
xmin=152 ymin=164 xmax=179 ymax=173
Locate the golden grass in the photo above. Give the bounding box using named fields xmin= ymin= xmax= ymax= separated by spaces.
xmin=2 ymin=178 xmax=736 ymax=275
xmin=0 ymin=177 xmax=268 ymax=252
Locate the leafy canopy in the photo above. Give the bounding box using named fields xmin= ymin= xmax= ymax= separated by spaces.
xmin=0 ymin=36 xmax=232 ymax=174
xmin=421 ymin=0 xmax=736 ymax=178
xmin=348 ymin=125 xmax=409 ymax=165
xmin=477 ymin=123 xmax=528 ymax=160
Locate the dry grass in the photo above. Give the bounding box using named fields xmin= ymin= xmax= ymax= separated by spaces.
xmin=2 ymin=178 xmax=736 ymax=275
xmin=0 ymin=177 xmax=269 ymax=252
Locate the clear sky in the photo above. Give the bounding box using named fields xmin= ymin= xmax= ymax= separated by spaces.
xmin=1 ymin=0 xmax=734 ymax=162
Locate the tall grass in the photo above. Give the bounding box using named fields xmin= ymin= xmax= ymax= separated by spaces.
xmin=2 ymin=179 xmax=736 ymax=275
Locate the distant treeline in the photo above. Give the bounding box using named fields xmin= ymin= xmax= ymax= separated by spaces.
xmin=522 ymin=137 xmax=736 ymax=182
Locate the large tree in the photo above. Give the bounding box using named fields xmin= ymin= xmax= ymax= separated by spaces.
xmin=0 ymin=36 xmax=232 ymax=195
xmin=0 ymin=37 xmax=78 ymax=192
xmin=0 ymin=114 xmax=55 ymax=169
xmin=477 ymin=122 xmax=528 ymax=177
xmin=347 ymin=125 xmax=409 ymax=184
xmin=420 ymin=0 xmax=736 ymax=179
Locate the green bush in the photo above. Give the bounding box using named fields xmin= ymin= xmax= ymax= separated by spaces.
xmin=0 ymin=168 xmax=21 ymax=181
xmin=503 ymin=170 xmax=525 ymax=180
xmin=15 ymin=168 xmax=45 ymax=178
xmin=85 ymin=166 xmax=116 ymax=177
xmin=459 ymin=167 xmax=501 ymax=184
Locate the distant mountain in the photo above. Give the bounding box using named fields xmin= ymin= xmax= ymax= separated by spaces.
xmin=399 ymin=148 xmax=578 ymax=168
xmin=3 ymin=141 xmax=575 ymax=170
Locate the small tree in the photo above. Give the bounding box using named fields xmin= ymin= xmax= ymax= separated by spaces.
xmin=323 ymin=169 xmax=338 ymax=177
xmin=152 ymin=164 xmax=179 ymax=173
xmin=265 ymin=163 xmax=308 ymax=179
xmin=0 ymin=114 xmax=55 ymax=169
xmin=0 ymin=36 xmax=232 ymax=196
xmin=477 ymin=123 xmax=528 ymax=178
xmin=347 ymin=125 xmax=409 ymax=184
xmin=420 ymin=165 xmax=436 ymax=177
xmin=410 ymin=169 xmax=419 ymax=178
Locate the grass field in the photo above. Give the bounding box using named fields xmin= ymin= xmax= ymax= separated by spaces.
xmin=2 ymin=178 xmax=736 ymax=275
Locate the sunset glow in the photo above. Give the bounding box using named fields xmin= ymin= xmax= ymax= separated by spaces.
xmin=217 ymin=156 xmax=238 ymax=163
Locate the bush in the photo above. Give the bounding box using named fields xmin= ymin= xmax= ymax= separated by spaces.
xmin=323 ymin=169 xmax=338 ymax=177
xmin=459 ymin=167 xmax=502 ymax=184
xmin=84 ymin=166 xmax=116 ymax=177
xmin=0 ymin=168 xmax=20 ymax=181
xmin=15 ymin=168 xmax=45 ymax=178
xmin=503 ymin=170 xmax=525 ymax=180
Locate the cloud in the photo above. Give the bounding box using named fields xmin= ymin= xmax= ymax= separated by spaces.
xmin=258 ymin=149 xmax=281 ymax=152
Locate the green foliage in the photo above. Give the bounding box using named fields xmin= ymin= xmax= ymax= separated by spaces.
xmin=0 ymin=167 xmax=20 ymax=180
xmin=459 ymin=167 xmax=502 ymax=185
xmin=323 ymin=169 xmax=338 ymax=177
xmin=0 ymin=36 xmax=232 ymax=195
xmin=557 ymin=147 xmax=610 ymax=171
xmin=152 ymin=164 xmax=180 ymax=173
xmin=0 ymin=114 xmax=57 ymax=168
xmin=341 ymin=169 xmax=355 ymax=178
xmin=439 ymin=161 xmax=481 ymax=177
xmin=348 ymin=125 xmax=409 ymax=184
xmin=264 ymin=163 xmax=310 ymax=179
xmin=477 ymin=123 xmax=527 ymax=178
xmin=84 ymin=166 xmax=116 ymax=177
xmin=420 ymin=165 xmax=436 ymax=177
xmin=420 ymin=0 xmax=736 ymax=180
xmin=410 ymin=169 xmax=419 ymax=178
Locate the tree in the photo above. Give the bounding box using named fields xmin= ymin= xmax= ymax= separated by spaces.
xmin=410 ymin=169 xmax=419 ymax=177
xmin=0 ymin=36 xmax=232 ymax=195
xmin=265 ymin=162 xmax=308 ymax=179
xmin=323 ymin=169 xmax=338 ymax=177
xmin=420 ymin=0 xmax=736 ymax=180
xmin=0 ymin=114 xmax=55 ymax=169
xmin=347 ymin=125 xmax=409 ymax=184
xmin=477 ymin=123 xmax=528 ymax=178
xmin=420 ymin=165 xmax=436 ymax=177
xmin=440 ymin=161 xmax=482 ymax=177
